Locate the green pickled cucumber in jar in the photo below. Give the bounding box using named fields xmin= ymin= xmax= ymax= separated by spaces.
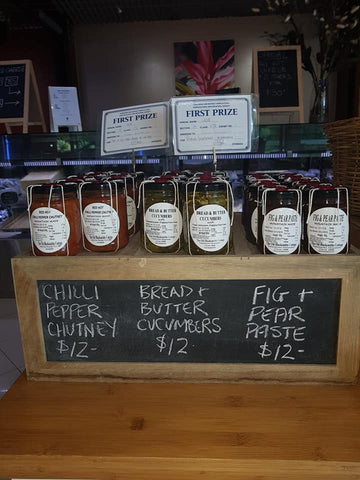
xmin=185 ymin=179 xmax=233 ymax=255
xmin=140 ymin=179 xmax=183 ymax=253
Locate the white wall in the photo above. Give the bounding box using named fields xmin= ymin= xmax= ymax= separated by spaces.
xmin=73 ymin=15 xmax=317 ymax=130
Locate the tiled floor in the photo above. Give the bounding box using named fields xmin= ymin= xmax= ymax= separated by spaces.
xmin=0 ymin=298 xmax=24 ymax=398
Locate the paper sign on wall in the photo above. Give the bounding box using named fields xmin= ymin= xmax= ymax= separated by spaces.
xmin=48 ymin=86 xmax=82 ymax=132
xmin=101 ymin=102 xmax=169 ymax=156
xmin=171 ymin=95 xmax=253 ymax=155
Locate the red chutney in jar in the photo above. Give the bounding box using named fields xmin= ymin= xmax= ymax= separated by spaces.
xmin=109 ymin=179 xmax=129 ymax=249
xmin=110 ymin=174 xmax=139 ymax=235
xmin=79 ymin=181 xmax=126 ymax=252
xmin=28 ymin=183 xmax=82 ymax=256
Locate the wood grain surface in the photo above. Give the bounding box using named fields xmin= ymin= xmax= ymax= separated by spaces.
xmin=1 ymin=374 xmax=360 ymax=478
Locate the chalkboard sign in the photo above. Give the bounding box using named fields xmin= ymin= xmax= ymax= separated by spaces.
xmin=0 ymin=63 xmax=25 ymax=118
xmin=253 ymin=46 xmax=304 ymax=122
xmin=0 ymin=60 xmax=46 ymax=133
xmin=37 ymin=279 xmax=340 ymax=365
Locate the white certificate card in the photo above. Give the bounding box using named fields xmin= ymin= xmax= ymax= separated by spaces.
xmin=48 ymin=86 xmax=82 ymax=130
xmin=101 ymin=102 xmax=169 ymax=155
xmin=171 ymin=95 xmax=252 ymax=155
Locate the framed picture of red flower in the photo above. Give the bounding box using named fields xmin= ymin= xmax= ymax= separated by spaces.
xmin=174 ymin=40 xmax=235 ymax=96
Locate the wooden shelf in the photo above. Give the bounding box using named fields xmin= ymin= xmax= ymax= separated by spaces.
xmin=4 ymin=214 xmax=360 ymax=478
xmin=1 ymin=373 xmax=360 ymax=479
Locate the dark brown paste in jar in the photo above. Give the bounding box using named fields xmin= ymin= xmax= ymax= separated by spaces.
xmin=306 ymin=185 xmax=349 ymax=254
xmin=258 ymin=187 xmax=302 ymax=255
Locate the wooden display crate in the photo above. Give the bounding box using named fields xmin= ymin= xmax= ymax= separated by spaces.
xmin=11 ymin=217 xmax=360 ymax=384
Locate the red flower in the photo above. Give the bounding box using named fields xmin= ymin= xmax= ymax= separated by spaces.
xmin=182 ymin=41 xmax=235 ymax=95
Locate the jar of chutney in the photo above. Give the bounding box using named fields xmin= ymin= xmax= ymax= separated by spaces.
xmin=27 ymin=183 xmax=82 ymax=256
xmin=79 ymin=181 xmax=121 ymax=252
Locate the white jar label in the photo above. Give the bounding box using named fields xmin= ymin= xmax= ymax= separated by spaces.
xmin=31 ymin=207 xmax=70 ymax=253
xmin=308 ymin=207 xmax=348 ymax=254
xmin=126 ymin=195 xmax=137 ymax=230
xmin=251 ymin=208 xmax=258 ymax=241
xmin=145 ymin=202 xmax=182 ymax=247
xmin=83 ymin=203 xmax=119 ymax=246
xmin=190 ymin=204 xmax=230 ymax=252
xmin=263 ymin=207 xmax=301 ymax=255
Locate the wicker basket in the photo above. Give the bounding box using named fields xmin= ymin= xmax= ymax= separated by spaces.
xmin=323 ymin=117 xmax=360 ymax=215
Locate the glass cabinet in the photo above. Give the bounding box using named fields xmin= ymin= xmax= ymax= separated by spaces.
xmin=0 ymin=123 xmax=331 ymax=297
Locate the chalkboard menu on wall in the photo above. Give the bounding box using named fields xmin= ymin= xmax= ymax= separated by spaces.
xmin=253 ymin=46 xmax=304 ymax=122
xmin=0 ymin=63 xmax=25 ymax=119
xmin=257 ymin=50 xmax=299 ymax=108
xmin=37 ymin=278 xmax=340 ymax=365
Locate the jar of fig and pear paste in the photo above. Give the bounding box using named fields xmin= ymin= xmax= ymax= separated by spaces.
xmin=79 ymin=181 xmax=121 ymax=252
xmin=185 ymin=178 xmax=233 ymax=255
xmin=140 ymin=178 xmax=183 ymax=253
xmin=27 ymin=183 xmax=82 ymax=256
xmin=245 ymin=180 xmax=280 ymax=245
xmin=258 ymin=187 xmax=302 ymax=255
xmin=306 ymin=185 xmax=349 ymax=254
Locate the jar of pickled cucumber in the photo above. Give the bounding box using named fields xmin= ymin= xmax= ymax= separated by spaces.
xmin=139 ymin=178 xmax=183 ymax=253
xmin=185 ymin=179 xmax=233 ymax=255
xmin=258 ymin=187 xmax=302 ymax=255
xmin=306 ymin=185 xmax=349 ymax=254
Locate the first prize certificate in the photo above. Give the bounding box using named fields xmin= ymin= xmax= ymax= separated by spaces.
xmin=101 ymin=102 xmax=169 ymax=155
xmin=171 ymin=95 xmax=252 ymax=155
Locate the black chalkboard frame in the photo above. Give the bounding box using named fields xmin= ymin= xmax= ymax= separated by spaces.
xmin=0 ymin=59 xmax=46 ymax=133
xmin=252 ymin=46 xmax=304 ymax=123
xmin=11 ymin=251 xmax=360 ymax=385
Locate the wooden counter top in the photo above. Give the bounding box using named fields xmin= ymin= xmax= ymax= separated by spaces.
xmin=1 ymin=374 xmax=360 ymax=479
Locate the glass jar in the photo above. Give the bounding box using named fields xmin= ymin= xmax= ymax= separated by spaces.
xmin=282 ymin=173 xmax=304 ymax=186
xmin=27 ymin=183 xmax=82 ymax=256
xmin=258 ymin=187 xmax=302 ymax=255
xmin=140 ymin=179 xmax=183 ymax=253
xmin=130 ymin=171 xmax=145 ymax=187
xmin=300 ymin=181 xmax=319 ymax=251
xmin=185 ymin=179 xmax=233 ymax=255
xmin=111 ymin=174 xmax=139 ymax=236
xmin=110 ymin=179 xmax=129 ymax=249
xmin=244 ymin=180 xmax=279 ymax=245
xmin=79 ymin=181 xmax=121 ymax=252
xmin=306 ymin=186 xmax=349 ymax=254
